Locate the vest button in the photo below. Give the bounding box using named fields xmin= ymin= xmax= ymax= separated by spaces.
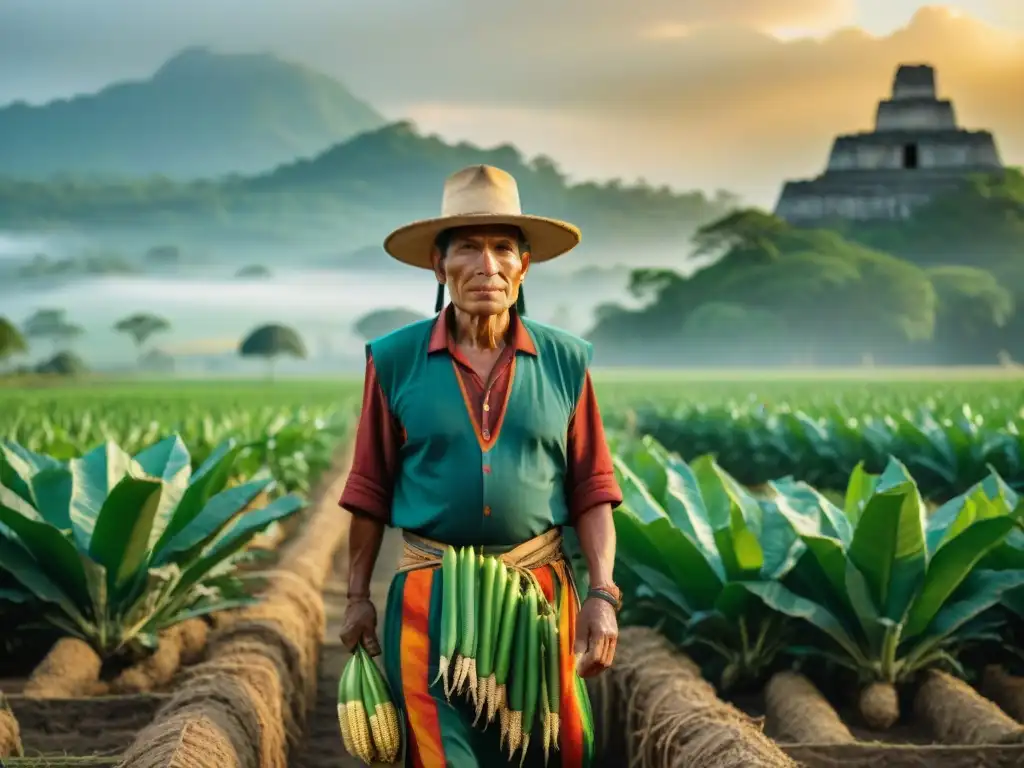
xmin=483 ymin=466 xmax=491 ymax=474
xmin=483 ymin=506 xmax=491 ymax=516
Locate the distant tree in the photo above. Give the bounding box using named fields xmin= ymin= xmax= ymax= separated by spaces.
xmin=146 ymin=245 xmax=181 ymax=264
xmin=926 ymin=266 xmax=1014 ymax=364
xmin=36 ymin=351 xmax=87 ymax=377
xmin=0 ymin=317 xmax=28 ymax=369
xmin=239 ymin=324 xmax=307 ymax=380
xmin=22 ymin=309 xmax=85 ymax=354
xmin=114 ymin=313 xmax=171 ymax=364
xmin=236 ymin=264 xmax=271 ymax=278
xmin=691 ymin=209 xmax=789 ymax=262
xmin=353 ymin=308 xmax=428 ymax=341
xmin=587 ymin=214 xmax=938 ymax=365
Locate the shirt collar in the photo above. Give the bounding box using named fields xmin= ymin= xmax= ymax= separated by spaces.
xmin=428 ymin=304 xmax=537 ymax=356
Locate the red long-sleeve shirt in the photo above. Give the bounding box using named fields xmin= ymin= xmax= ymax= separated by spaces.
xmin=339 ymin=307 xmax=622 ymax=527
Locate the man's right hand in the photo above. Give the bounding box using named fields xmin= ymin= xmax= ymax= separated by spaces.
xmin=339 ymin=597 xmax=382 ymax=656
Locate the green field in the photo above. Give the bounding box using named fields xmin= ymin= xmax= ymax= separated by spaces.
xmin=3 ymin=371 xmax=1021 ymax=501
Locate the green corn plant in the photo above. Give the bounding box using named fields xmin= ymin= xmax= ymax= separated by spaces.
xmin=0 ymin=435 xmax=304 ymax=658
xmin=611 ymin=434 xmax=803 ymax=691
xmin=744 ymin=458 xmax=1024 ymax=729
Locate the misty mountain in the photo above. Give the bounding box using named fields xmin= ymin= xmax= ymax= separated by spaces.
xmin=0 ymin=47 xmax=385 ymax=179
xmin=0 ymin=121 xmax=739 ymax=264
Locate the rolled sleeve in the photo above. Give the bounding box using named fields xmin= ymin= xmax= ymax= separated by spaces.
xmin=338 ymin=354 xmax=401 ymax=524
xmin=565 ymin=372 xmax=623 ymax=523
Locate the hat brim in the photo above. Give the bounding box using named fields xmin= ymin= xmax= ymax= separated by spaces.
xmin=383 ymin=213 xmax=581 ymax=270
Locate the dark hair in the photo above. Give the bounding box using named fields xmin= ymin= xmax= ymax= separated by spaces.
xmin=434 ymin=227 xmax=530 ymax=259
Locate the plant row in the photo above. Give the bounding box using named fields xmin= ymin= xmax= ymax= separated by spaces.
xmin=628 ymin=401 xmax=1023 ymax=501
xmin=611 ymin=432 xmax=1024 ymax=729
xmin=3 ymin=402 xmax=352 ymax=497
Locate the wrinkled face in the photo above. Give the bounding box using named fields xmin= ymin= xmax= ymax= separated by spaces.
xmin=432 ymin=224 xmax=530 ymax=316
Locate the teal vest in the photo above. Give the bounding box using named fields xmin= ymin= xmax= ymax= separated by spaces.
xmin=369 ymin=315 xmax=592 ymax=546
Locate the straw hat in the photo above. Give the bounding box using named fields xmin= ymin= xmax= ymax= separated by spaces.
xmin=383 ymin=165 xmax=581 ymax=270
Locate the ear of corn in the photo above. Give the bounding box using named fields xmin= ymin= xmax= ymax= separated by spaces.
xmin=433 ymin=544 xmax=460 ymax=699
xmin=519 ymin=583 xmax=540 ymax=766
xmin=494 ymin=568 xmax=522 ymax=739
xmin=540 ymin=640 xmax=551 ymax=762
xmin=358 ymin=646 xmax=402 ymax=763
xmin=337 ymin=646 xmax=402 ymax=764
xmin=467 ymin=552 xmax=483 ymax=701
xmin=336 ymin=652 xmax=356 ymax=756
xmin=453 ymin=546 xmax=477 ymax=694
xmin=426 ymin=553 xmax=564 ymax=762
xmin=545 ymin=610 xmax=561 ymax=754
xmin=505 ymin=581 xmax=532 ymax=758
xmin=474 ymin=555 xmax=498 ymax=723
xmin=486 ymin=559 xmax=509 ymax=724
xmin=346 ymin=651 xmax=376 ymax=763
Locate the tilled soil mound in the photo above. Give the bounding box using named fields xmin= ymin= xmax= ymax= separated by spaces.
xmin=589 ymin=626 xmax=795 ymax=768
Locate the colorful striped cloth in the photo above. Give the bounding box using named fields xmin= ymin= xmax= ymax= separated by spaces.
xmin=382 ymin=559 xmax=595 ymax=767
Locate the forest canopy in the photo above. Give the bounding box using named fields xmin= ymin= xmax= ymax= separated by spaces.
xmin=587 ymin=170 xmax=1024 ymax=367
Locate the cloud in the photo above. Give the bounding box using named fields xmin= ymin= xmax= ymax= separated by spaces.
xmin=988 ymin=0 xmax=1024 ymax=27
xmin=396 ymin=6 xmax=1024 ymax=205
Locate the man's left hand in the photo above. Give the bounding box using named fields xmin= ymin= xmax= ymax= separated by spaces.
xmin=573 ymin=595 xmax=618 ymax=678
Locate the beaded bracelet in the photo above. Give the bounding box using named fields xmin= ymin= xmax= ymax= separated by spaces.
xmin=586 ymin=587 xmax=622 ymax=612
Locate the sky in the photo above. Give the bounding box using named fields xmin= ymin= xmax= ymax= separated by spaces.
xmin=0 ymin=1 xmax=1021 ymax=206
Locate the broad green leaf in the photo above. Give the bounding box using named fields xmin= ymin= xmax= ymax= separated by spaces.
xmin=757 ymin=501 xmax=804 ymax=580
xmin=0 ymin=531 xmax=82 ymax=619
xmin=740 ymin=581 xmax=867 ymax=666
xmin=29 ymin=467 xmax=73 ymax=530
xmin=620 ymin=439 xmax=667 ymax=502
xmin=133 ymin=435 xmax=192 ymax=551
xmin=903 ymin=517 xmax=1017 ymax=639
xmin=1 ymin=441 xmax=61 ymax=506
xmin=0 ymin=484 xmax=91 ymax=607
xmin=614 ymin=507 xmax=723 ymax=610
xmin=153 ymin=439 xmax=244 ymax=554
xmin=89 ymin=476 xmax=164 ymax=590
xmin=926 ymin=479 xmax=1008 ymax=555
xmin=692 ymin=456 xmax=763 ymax=578
xmin=154 ymin=477 xmax=273 ymax=566
xmin=769 ymin=492 xmax=848 ymax=602
xmin=174 ymin=494 xmax=305 ymax=595
xmin=841 ymin=558 xmax=883 ymax=653
xmin=848 ymin=458 xmax=928 ymax=621
xmin=68 ymin=441 xmax=134 ymax=551
xmin=904 ymin=569 xmax=1024 ymax=667
xmin=843 ymin=462 xmax=877 ymax=526
xmin=646 ymin=443 xmax=721 ymax=565
xmin=614 ymin=458 xmax=668 ymax=523
xmin=771 ymin=477 xmax=852 ymax=547
xmin=0 ymin=586 xmax=33 ymax=603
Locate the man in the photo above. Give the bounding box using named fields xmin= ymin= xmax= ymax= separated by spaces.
xmin=339 ymin=164 xmax=622 ymax=767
